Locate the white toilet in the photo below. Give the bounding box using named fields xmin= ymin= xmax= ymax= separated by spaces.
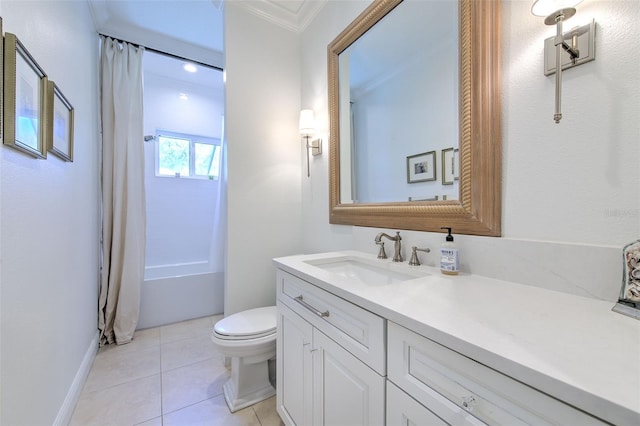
xmin=211 ymin=306 xmax=277 ymax=412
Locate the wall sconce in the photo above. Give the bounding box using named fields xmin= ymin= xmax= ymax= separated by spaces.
xmin=299 ymin=109 xmax=322 ymax=177
xmin=532 ymin=0 xmax=596 ymax=123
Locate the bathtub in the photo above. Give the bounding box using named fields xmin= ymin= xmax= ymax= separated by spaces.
xmin=137 ymin=261 xmax=224 ymax=329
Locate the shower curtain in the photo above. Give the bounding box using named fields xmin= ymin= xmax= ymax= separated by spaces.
xmin=98 ymin=36 xmax=146 ymax=346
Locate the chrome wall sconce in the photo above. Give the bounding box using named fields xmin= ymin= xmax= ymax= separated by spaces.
xmin=299 ymin=109 xmax=322 ymax=177
xmin=532 ymin=0 xmax=596 ymax=123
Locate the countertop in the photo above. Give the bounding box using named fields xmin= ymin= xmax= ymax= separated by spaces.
xmin=273 ymin=251 xmax=640 ymax=426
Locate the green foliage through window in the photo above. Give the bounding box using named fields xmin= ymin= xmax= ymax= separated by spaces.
xmin=156 ymin=131 xmax=220 ymax=179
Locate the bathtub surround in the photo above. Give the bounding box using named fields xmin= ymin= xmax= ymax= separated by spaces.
xmin=141 ymin=51 xmax=226 ymax=328
xmin=138 ymin=267 xmax=224 ymax=329
xmin=99 ymin=36 xmax=146 ymax=346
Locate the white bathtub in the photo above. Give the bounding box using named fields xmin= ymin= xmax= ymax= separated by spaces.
xmin=138 ymin=261 xmax=224 ymax=329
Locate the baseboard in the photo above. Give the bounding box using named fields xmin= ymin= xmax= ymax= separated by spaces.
xmin=53 ymin=331 xmax=99 ymax=426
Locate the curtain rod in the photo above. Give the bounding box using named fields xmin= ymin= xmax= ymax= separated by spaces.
xmin=98 ymin=33 xmax=224 ymax=72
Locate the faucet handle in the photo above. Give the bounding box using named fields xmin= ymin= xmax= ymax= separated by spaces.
xmin=376 ymin=241 xmax=387 ymax=259
xmin=408 ymin=246 xmax=430 ymax=266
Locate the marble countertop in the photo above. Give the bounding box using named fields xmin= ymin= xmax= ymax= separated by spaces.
xmin=273 ymin=250 xmax=640 ymax=426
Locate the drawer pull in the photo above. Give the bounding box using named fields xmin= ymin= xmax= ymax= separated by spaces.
xmin=294 ymin=295 xmax=330 ymax=318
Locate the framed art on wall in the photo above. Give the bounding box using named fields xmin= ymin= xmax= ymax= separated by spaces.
xmin=407 ymin=151 xmax=436 ymax=183
xmin=46 ymin=80 xmax=74 ymax=161
xmin=3 ymin=32 xmax=48 ymax=158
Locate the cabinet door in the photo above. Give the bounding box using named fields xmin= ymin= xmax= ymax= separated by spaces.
xmin=277 ymin=302 xmax=313 ymax=426
xmin=387 ymin=381 xmax=449 ymax=426
xmin=312 ymin=329 xmax=385 ymax=426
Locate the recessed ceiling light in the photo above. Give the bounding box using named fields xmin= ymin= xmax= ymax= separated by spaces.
xmin=183 ymin=63 xmax=197 ymax=73
xmin=179 ymin=93 xmax=188 ymax=101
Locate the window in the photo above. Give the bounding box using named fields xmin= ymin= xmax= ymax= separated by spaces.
xmin=155 ymin=131 xmax=221 ymax=179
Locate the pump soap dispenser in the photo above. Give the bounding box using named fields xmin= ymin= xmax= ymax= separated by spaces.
xmin=440 ymin=227 xmax=459 ymax=275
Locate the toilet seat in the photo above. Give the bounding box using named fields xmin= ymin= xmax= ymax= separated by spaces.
xmin=213 ymin=306 xmax=277 ymax=340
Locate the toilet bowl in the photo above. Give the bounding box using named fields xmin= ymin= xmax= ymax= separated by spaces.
xmin=211 ymin=306 xmax=277 ymax=412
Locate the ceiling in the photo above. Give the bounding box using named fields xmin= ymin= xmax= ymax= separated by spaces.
xmin=89 ymin=1 xmax=327 ymax=97
xmin=88 ymin=0 xmax=327 ymax=67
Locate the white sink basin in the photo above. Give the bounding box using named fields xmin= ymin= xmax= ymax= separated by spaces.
xmin=304 ymin=256 xmax=427 ymax=286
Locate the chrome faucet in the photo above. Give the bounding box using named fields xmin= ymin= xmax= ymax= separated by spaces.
xmin=374 ymin=231 xmax=403 ymax=262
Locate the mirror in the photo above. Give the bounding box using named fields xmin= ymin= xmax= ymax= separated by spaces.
xmin=328 ymin=0 xmax=502 ymax=236
xmin=339 ymin=0 xmax=459 ymax=204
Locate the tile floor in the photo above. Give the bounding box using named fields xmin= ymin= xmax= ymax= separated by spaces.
xmin=70 ymin=315 xmax=283 ymax=426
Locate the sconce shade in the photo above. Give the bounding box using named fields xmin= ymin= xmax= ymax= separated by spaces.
xmin=531 ymin=0 xmax=583 ymax=17
xmin=299 ymin=109 xmax=316 ymax=136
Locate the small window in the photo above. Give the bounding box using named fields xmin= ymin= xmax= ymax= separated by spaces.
xmin=155 ymin=131 xmax=220 ymax=179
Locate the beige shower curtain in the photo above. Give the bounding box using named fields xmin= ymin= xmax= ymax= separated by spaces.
xmin=98 ymin=36 xmax=146 ymax=346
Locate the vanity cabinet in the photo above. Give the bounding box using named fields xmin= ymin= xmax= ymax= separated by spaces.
xmin=387 ymin=322 xmax=605 ymax=426
xmin=275 ymin=252 xmax=638 ymax=426
xmin=276 ymin=270 xmax=385 ymax=426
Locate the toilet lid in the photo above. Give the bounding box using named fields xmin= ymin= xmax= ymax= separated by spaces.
xmin=214 ymin=306 xmax=277 ymax=339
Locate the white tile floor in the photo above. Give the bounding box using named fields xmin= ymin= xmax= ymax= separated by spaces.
xmin=70 ymin=315 xmax=283 ymax=426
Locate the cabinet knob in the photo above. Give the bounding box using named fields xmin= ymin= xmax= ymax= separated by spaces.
xmin=462 ymin=395 xmax=476 ymax=410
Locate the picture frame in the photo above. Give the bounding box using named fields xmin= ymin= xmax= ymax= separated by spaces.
xmin=407 ymin=151 xmax=436 ymax=183
xmin=3 ymin=32 xmax=48 ymax=158
xmin=0 ymin=17 xmax=4 ymax=142
xmin=46 ymin=80 xmax=74 ymax=161
xmin=442 ymin=147 xmax=455 ymax=185
xmin=453 ymin=148 xmax=459 ymax=181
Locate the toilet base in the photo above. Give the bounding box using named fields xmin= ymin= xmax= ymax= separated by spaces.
xmin=223 ymin=356 xmax=276 ymax=412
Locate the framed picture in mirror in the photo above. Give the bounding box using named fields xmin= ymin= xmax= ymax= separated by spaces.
xmin=453 ymin=148 xmax=459 ymax=181
xmin=442 ymin=147 xmax=455 ymax=185
xmin=407 ymin=151 xmax=436 ymax=183
xmin=46 ymin=80 xmax=74 ymax=162
xmin=3 ymin=32 xmax=48 ymax=158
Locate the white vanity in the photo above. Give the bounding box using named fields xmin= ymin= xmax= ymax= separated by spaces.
xmin=274 ymin=251 xmax=640 ymax=426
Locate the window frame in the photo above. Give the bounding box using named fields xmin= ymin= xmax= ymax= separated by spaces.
xmin=154 ymin=130 xmax=221 ymax=180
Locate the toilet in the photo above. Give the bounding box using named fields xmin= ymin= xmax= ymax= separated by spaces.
xmin=211 ymin=306 xmax=277 ymax=412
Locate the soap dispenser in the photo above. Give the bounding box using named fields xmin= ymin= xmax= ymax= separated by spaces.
xmin=440 ymin=227 xmax=459 ymax=275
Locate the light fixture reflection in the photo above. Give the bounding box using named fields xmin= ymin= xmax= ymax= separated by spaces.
xmin=299 ymin=109 xmax=322 ymax=177
xmin=183 ymin=63 xmax=197 ymax=73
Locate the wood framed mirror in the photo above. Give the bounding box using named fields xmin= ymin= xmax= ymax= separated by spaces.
xmin=328 ymin=0 xmax=501 ymax=236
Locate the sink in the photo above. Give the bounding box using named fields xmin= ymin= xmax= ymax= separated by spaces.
xmin=304 ymin=256 xmax=427 ymax=286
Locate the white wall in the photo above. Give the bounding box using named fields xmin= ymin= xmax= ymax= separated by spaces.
xmin=0 ymin=1 xmax=100 ymax=424
xmin=300 ymin=1 xmax=640 ymax=297
xmin=224 ymin=2 xmax=303 ymax=315
xmin=353 ymin=38 xmax=458 ymax=203
xmin=143 ymin=71 xmax=224 ymax=271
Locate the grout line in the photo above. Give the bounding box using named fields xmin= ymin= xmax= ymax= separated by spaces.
xmin=159 ymin=336 xmax=164 ymax=426
xmin=253 ymin=406 xmax=264 ymax=426
xmin=81 ymin=371 xmax=161 ymax=396
xmin=161 ymin=394 xmax=224 ymax=417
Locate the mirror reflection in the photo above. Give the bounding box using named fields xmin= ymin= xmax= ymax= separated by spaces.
xmin=338 ymin=0 xmax=459 ymax=204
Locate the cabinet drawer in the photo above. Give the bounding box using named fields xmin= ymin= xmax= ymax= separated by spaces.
xmin=388 ymin=322 xmax=605 ymax=426
xmin=387 ymin=380 xmax=452 ymax=426
xmin=277 ymin=269 xmax=386 ymax=375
